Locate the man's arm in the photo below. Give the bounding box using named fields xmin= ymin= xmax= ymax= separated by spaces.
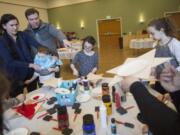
xmin=48 ymin=24 xmax=71 ymax=47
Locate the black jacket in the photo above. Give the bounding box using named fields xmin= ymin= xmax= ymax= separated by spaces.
xmin=130 ymin=82 xmax=180 ymax=135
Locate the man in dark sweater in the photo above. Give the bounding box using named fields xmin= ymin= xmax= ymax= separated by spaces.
xmin=121 ymin=64 xmax=180 ymax=135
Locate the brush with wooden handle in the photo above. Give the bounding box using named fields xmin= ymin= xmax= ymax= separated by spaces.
xmin=22 ymin=88 xmax=28 ymax=109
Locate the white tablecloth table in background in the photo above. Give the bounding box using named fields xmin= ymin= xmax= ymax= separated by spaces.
xmin=58 ymin=40 xmax=82 ymax=60
xmin=58 ymin=48 xmax=79 ymax=60
xmin=130 ymin=38 xmax=155 ymax=49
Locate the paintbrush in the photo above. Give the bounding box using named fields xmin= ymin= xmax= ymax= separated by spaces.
xmin=73 ymin=108 xmax=81 ymax=122
xmin=115 ymin=120 xmax=135 ymax=128
xmin=22 ymin=88 xmax=28 ymax=110
xmin=95 ymin=106 xmax=100 ymax=119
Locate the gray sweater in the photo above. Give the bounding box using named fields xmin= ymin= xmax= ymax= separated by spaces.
xmin=25 ymin=21 xmax=66 ymax=54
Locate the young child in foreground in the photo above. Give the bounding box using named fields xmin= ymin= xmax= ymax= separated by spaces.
xmin=25 ymin=46 xmax=62 ymax=87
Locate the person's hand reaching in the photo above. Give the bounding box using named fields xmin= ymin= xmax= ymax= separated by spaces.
xmin=63 ymin=39 xmax=72 ymax=48
xmin=121 ymin=76 xmax=139 ymax=92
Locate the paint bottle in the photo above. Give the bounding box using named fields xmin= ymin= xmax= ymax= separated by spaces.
xmin=100 ymin=103 xmax=107 ymax=128
xmin=57 ymin=105 xmax=69 ymax=130
xmin=82 ymin=114 xmax=96 ymax=135
xmin=111 ymin=118 xmax=117 ymax=135
xmin=112 ymin=86 xmax=116 ymax=103
xmin=115 ymin=92 xmax=121 ymax=109
xmin=102 ymin=83 xmax=109 ymax=96
xmin=121 ymin=92 xmax=127 ymax=103
xmin=83 ymin=77 xmax=90 ymax=91
xmin=102 ymin=95 xmax=112 ymax=116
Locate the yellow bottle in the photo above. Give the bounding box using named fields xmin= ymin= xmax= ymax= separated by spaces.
xmin=102 ymin=95 xmax=112 ymax=116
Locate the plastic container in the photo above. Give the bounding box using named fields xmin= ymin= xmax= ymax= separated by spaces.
xmin=82 ymin=114 xmax=96 ymax=135
xmin=102 ymin=95 xmax=112 ymax=116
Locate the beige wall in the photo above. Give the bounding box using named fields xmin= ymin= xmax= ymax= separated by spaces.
xmin=0 ymin=1 xmax=48 ymax=30
xmin=47 ymin=0 xmax=95 ymax=8
xmin=0 ymin=0 xmax=47 ymax=8
xmin=48 ymin=0 xmax=180 ymax=40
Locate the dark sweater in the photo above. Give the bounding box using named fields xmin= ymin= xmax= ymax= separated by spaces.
xmin=0 ymin=31 xmax=40 ymax=81
xmin=130 ymin=82 xmax=180 ymax=135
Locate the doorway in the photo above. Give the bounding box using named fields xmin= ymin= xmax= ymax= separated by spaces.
xmin=97 ymin=18 xmax=122 ymax=49
xmin=96 ymin=18 xmax=123 ymax=73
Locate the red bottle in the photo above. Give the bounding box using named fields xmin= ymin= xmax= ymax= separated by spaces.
xmin=115 ymin=93 xmax=121 ymax=109
xmin=57 ymin=105 xmax=69 ymax=130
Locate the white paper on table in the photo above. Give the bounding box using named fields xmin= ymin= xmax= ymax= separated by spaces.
xmin=107 ymin=49 xmax=171 ymax=80
xmin=118 ymin=59 xmax=149 ymax=76
xmin=121 ymin=57 xmax=171 ymax=80
xmin=43 ymin=77 xmax=61 ymax=87
xmin=107 ymin=49 xmax=156 ymax=75
xmin=107 ymin=58 xmax=150 ymax=78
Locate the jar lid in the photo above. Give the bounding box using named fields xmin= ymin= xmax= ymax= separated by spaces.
xmin=102 ymin=95 xmax=111 ymax=103
xmin=111 ymin=118 xmax=115 ymax=123
xmin=102 ymin=82 xmax=109 ymax=87
xmin=57 ymin=105 xmax=67 ymax=114
xmin=83 ymin=114 xmax=94 ymax=125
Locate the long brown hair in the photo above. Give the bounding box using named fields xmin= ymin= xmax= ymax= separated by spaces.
xmin=0 ymin=73 xmax=10 ymax=135
xmin=147 ymin=17 xmax=175 ymax=37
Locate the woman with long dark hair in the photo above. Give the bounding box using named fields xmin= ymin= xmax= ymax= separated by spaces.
xmin=0 ymin=14 xmax=41 ymax=97
xmin=0 ymin=73 xmax=10 ymax=135
xmin=148 ymin=17 xmax=180 ymax=93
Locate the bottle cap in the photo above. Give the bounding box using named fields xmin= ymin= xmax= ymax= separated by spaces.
xmin=102 ymin=82 xmax=108 ymax=87
xmin=83 ymin=114 xmax=95 ymax=134
xmin=83 ymin=114 xmax=94 ymax=125
xmin=57 ymin=105 xmax=67 ymax=115
xmin=111 ymin=118 xmax=115 ymax=123
xmin=102 ymin=95 xmax=111 ymax=103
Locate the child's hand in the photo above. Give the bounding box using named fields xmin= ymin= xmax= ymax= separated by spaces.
xmin=48 ymin=67 xmax=57 ymax=72
xmin=16 ymin=94 xmax=25 ymax=103
xmin=48 ymin=68 xmax=54 ymax=72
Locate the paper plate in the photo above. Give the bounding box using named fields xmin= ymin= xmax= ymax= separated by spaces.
xmin=30 ymin=93 xmax=45 ymax=101
xmin=117 ymin=59 xmax=149 ymax=76
xmin=8 ymin=128 xmax=28 ymax=135
xmin=76 ymin=94 xmax=91 ymax=103
xmin=91 ymin=87 xmax=101 ymax=96
xmin=54 ymin=88 xmax=70 ymax=95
